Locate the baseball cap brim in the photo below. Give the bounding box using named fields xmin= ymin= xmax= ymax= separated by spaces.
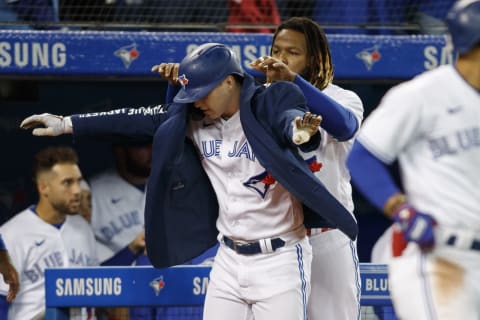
xmin=173 ymin=79 xmax=223 ymax=104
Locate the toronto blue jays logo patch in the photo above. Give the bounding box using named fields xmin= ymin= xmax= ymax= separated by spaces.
xmin=243 ymin=170 xmax=276 ymax=199
xmin=114 ymin=43 xmax=140 ymax=69
xmin=150 ymin=276 xmax=166 ymax=296
xmin=178 ymin=74 xmax=189 ymax=88
xmin=356 ymin=45 xmax=382 ymax=70
xmin=243 ymin=156 xmax=322 ymax=199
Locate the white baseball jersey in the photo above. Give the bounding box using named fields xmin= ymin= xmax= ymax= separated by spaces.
xmin=301 ymin=83 xmax=364 ymax=320
xmin=0 ymin=207 xmax=97 ymax=320
xmin=89 ymin=169 xmax=145 ymax=261
xmin=188 ymin=110 xmax=311 ymax=320
xmin=359 ymin=64 xmax=480 ymax=320
xmin=358 ymin=65 xmax=480 ymax=229
xmin=188 ymin=110 xmax=304 ymax=241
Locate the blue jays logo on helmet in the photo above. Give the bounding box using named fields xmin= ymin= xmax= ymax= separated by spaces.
xmin=178 ymin=74 xmax=189 ymax=88
xmin=174 ymin=43 xmax=244 ymax=103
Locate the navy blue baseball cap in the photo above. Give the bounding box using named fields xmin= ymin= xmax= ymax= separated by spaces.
xmin=174 ymin=43 xmax=244 ymax=103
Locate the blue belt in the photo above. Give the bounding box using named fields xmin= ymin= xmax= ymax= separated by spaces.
xmin=446 ymin=235 xmax=480 ymax=251
xmin=222 ymin=236 xmax=285 ymax=255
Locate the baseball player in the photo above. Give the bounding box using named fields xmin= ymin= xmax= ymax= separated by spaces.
xmin=20 ymin=43 xmax=359 ymax=320
xmin=347 ymin=1 xmax=480 ymax=319
xmin=0 ymin=146 xmax=98 ymax=320
xmin=88 ymin=143 xmax=150 ymax=261
xmin=249 ymin=17 xmax=363 ymax=320
xmin=0 ymin=234 xmax=19 ymax=303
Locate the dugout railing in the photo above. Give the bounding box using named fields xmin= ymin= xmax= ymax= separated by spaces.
xmin=45 ymin=263 xmax=393 ymax=320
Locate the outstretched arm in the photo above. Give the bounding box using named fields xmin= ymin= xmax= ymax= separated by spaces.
xmin=250 ymin=56 xmax=359 ymax=140
xmin=20 ymin=105 xmax=169 ymax=141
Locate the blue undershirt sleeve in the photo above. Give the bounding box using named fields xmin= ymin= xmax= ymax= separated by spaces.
xmin=293 ymin=75 xmax=358 ymax=141
xmin=100 ymin=246 xmax=138 ymax=266
xmin=0 ymin=295 xmax=8 ymax=318
xmin=347 ymin=140 xmax=400 ymax=211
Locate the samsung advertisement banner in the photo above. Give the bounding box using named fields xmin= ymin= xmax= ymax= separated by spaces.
xmin=0 ymin=30 xmax=453 ymax=79
xmin=45 ymin=264 xmax=390 ymax=307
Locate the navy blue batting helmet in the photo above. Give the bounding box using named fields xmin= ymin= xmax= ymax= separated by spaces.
xmin=174 ymin=43 xmax=244 ymax=103
xmin=446 ymin=0 xmax=480 ymax=54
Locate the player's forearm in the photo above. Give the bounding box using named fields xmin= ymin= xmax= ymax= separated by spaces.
xmin=347 ymin=140 xmax=402 ymax=214
xmin=71 ymin=106 xmax=166 ymax=141
xmin=293 ymin=75 xmax=358 ymax=141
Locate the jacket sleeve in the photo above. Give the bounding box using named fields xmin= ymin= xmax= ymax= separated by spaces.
xmin=71 ymin=104 xmax=170 ymax=142
xmin=268 ymin=82 xmax=321 ymax=152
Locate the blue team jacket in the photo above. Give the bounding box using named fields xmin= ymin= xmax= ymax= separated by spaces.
xmin=72 ymin=74 xmax=358 ymax=268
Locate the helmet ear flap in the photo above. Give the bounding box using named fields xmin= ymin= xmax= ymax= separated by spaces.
xmin=173 ymin=43 xmax=244 ymax=104
xmin=445 ymin=0 xmax=480 ymax=54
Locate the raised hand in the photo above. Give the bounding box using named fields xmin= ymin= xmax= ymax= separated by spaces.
xmin=249 ymin=56 xmax=296 ymax=83
xmin=20 ymin=113 xmax=73 ymax=136
xmin=292 ymin=112 xmax=322 ymax=145
xmin=151 ymin=62 xmax=180 ymax=86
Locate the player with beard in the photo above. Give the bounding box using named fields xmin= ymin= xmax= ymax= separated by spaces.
xmin=0 ymin=146 xmax=98 ymax=320
xmin=249 ymin=17 xmax=364 ymax=320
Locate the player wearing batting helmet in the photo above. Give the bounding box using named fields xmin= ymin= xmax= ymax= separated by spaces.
xmin=347 ymin=1 xmax=480 ymax=319
xmin=20 ymin=42 xmax=359 ymax=320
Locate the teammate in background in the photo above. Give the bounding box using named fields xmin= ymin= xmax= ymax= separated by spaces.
xmin=249 ymin=17 xmax=363 ymax=320
xmin=0 ymin=235 xmax=19 ymax=303
xmin=20 ymin=42 xmax=359 ymax=320
xmin=79 ymin=178 xmax=146 ymax=265
xmin=88 ymin=142 xmax=151 ymax=263
xmin=0 ymin=146 xmax=98 ymax=320
xmin=347 ymin=1 xmax=480 ymax=319
xmin=83 ymin=146 xmax=152 ymax=320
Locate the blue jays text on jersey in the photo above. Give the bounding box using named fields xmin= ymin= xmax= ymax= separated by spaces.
xmin=24 ymin=251 xmax=65 ymax=283
xmin=99 ymin=209 xmax=142 ymax=242
xmin=428 ymin=126 xmax=480 ymax=159
xmin=200 ymin=139 xmax=257 ymax=161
